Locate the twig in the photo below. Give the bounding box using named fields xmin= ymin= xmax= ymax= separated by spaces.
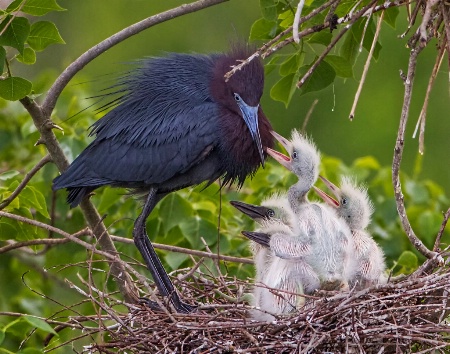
xmin=297 ymin=0 xmax=378 ymax=89
xmin=433 ymin=208 xmax=450 ymax=252
xmin=293 ymin=0 xmax=306 ymax=43
xmin=349 ymin=10 xmax=384 ymax=120
xmin=392 ymin=29 xmax=441 ymax=261
xmin=419 ymin=0 xmax=439 ymax=42
xmin=301 ymin=99 xmax=318 ymax=133
xmin=0 ymin=154 xmax=52 ymax=210
xmin=224 ymin=0 xmax=340 ymax=79
xmin=412 ymin=38 xmax=446 ymax=153
xmin=0 ymin=228 xmax=91 ymax=254
xmin=0 ymin=0 xmax=26 ymax=38
xmin=41 ymin=0 xmax=229 ymax=116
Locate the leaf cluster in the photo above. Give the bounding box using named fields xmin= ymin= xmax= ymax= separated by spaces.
xmin=0 ymin=0 xmax=65 ymax=101
xmin=250 ymin=0 xmax=399 ymax=106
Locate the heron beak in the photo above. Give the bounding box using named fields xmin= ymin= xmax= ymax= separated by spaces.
xmin=270 ymin=130 xmax=292 ymax=152
xmin=236 ymin=101 xmax=265 ymax=167
xmin=312 ymin=186 xmax=339 ymax=208
xmin=230 ymin=200 xmax=272 ymax=221
xmin=266 ymin=147 xmax=292 ymax=171
xmin=314 ymin=175 xmax=341 ymax=208
xmin=241 ymin=231 xmax=271 ymax=248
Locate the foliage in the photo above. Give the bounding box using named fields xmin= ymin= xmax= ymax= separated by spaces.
xmin=0 ymin=0 xmax=65 ymax=100
xmin=1 ymin=79 xmax=449 ymax=350
xmin=0 ymin=0 xmax=449 ymax=352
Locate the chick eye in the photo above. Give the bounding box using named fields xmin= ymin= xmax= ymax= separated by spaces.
xmin=234 ymin=93 xmax=241 ymax=102
xmin=267 ymin=209 xmax=275 ymax=218
xmin=341 ymin=198 xmax=348 ymax=205
xmin=292 ymin=151 xmax=298 ymax=159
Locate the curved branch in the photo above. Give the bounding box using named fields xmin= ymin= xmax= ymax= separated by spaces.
xmin=392 ymin=34 xmax=441 ymax=261
xmin=41 ymin=0 xmax=229 ymax=117
xmin=0 ymin=154 xmax=52 ymax=210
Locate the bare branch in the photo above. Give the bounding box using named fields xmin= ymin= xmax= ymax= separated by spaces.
xmin=433 ymin=208 xmax=450 ymax=252
xmin=293 ymin=0 xmax=306 ymax=43
xmin=392 ymin=31 xmax=441 ymax=261
xmin=412 ymin=38 xmax=446 ymax=153
xmin=301 ymin=98 xmax=318 ymax=133
xmin=349 ymin=10 xmax=384 ymax=120
xmin=0 ymin=154 xmax=52 ymax=210
xmin=0 ymin=228 xmax=91 ymax=254
xmin=41 ymin=0 xmax=229 ymax=117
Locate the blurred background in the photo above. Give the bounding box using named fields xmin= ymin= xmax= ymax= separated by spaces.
xmin=13 ymin=0 xmax=450 ymax=196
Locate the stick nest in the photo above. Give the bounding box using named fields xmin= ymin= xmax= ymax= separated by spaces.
xmin=81 ymin=258 xmax=450 ymax=354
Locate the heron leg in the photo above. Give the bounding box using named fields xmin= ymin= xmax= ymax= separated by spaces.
xmin=133 ymin=188 xmax=196 ymax=313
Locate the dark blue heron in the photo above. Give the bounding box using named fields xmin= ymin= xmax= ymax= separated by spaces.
xmin=52 ymin=45 xmax=274 ymax=313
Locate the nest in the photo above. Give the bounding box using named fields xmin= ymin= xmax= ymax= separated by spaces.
xmin=73 ymin=257 xmax=450 ymax=354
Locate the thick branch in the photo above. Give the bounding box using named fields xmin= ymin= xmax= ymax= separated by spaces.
xmin=19 ymin=97 xmax=139 ymax=303
xmin=41 ymin=0 xmax=228 ymax=117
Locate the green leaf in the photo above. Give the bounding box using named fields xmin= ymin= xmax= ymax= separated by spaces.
xmin=279 ymin=53 xmax=303 ymax=76
xmin=27 ymin=21 xmax=65 ymax=51
xmin=0 ymin=16 xmax=30 ymax=54
xmin=8 ymin=0 xmax=65 ymax=16
xmin=396 ymin=250 xmax=418 ymax=274
xmin=383 ymin=6 xmax=399 ymax=29
xmin=417 ymin=211 xmax=442 ymax=242
xmin=340 ymin=28 xmax=359 ymax=65
xmin=0 ymin=170 xmax=20 ymax=180
xmin=323 ymin=55 xmax=353 ymax=78
xmin=0 ymin=46 xmax=5 ymax=73
xmin=298 ymin=59 xmax=336 ymax=96
xmin=16 ymin=46 xmax=36 ymax=64
xmin=405 ymin=180 xmax=429 ymax=204
xmin=260 ymin=0 xmax=278 ymax=21
xmin=249 ymin=18 xmax=277 ymax=41
xmin=352 ymin=156 xmax=380 ymax=170
xmin=0 ymin=329 xmax=4 ymax=345
xmin=307 ymin=31 xmax=332 ymax=46
xmin=97 ymin=188 xmax=122 ymax=213
xmin=22 ymin=315 xmax=57 ymax=335
xmin=165 ymin=252 xmax=189 ymax=271
xmin=159 ymin=194 xmax=193 ymax=232
xmin=270 ymin=72 xmax=300 ymax=107
xmin=0 ymin=76 xmax=32 ymax=101
xmin=340 ymin=18 xmax=382 ymax=65
xmin=21 ymin=186 xmax=50 ymax=218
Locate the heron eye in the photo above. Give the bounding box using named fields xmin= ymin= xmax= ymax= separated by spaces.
xmin=234 ymin=93 xmax=241 ymax=102
xmin=341 ymin=198 xmax=347 ymax=205
xmin=292 ymin=151 xmax=298 ymax=159
xmin=267 ymin=209 xmax=275 ymax=218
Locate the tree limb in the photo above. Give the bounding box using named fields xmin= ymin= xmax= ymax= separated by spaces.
xmin=391 ymin=32 xmax=441 ymax=262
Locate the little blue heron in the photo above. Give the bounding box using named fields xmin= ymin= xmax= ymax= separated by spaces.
xmin=53 ymin=45 xmax=274 ymax=313
xmin=266 ymin=130 xmax=353 ymax=291
xmin=313 ymin=176 xmax=387 ymax=290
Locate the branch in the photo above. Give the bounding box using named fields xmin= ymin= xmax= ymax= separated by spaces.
xmin=297 ymin=0 xmax=378 ymax=88
xmin=0 ymin=154 xmax=52 ymax=210
xmin=412 ymin=37 xmax=446 ymax=153
xmin=0 ymin=228 xmax=91 ymax=254
xmin=41 ymin=0 xmax=229 ymax=117
xmin=0 ymin=210 xmax=253 ymax=264
xmin=349 ymin=9 xmax=384 ymax=120
xmin=391 ymin=31 xmax=441 ymax=261
xmin=433 ymin=208 xmax=450 ymax=252
xmin=19 ymin=97 xmax=139 ymax=304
